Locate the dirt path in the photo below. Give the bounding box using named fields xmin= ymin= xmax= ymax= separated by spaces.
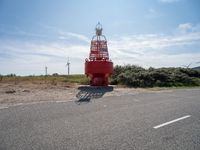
xmin=0 ymin=82 xmax=78 ymax=106
xmin=0 ymin=81 xmax=176 ymax=107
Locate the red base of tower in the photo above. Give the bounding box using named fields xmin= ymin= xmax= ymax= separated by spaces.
xmin=85 ymin=60 xmax=113 ymax=86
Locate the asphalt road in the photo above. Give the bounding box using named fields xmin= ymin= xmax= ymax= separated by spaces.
xmin=0 ymin=88 xmax=200 ymax=150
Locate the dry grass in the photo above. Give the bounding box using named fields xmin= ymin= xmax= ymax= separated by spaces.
xmin=1 ymin=74 xmax=89 ymax=85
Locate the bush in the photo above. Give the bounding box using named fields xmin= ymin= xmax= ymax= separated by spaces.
xmin=111 ymin=65 xmax=200 ymax=87
xmin=52 ymin=73 xmax=59 ymax=76
xmin=0 ymin=75 xmax=3 ymax=81
xmin=6 ymin=74 xmax=16 ymax=77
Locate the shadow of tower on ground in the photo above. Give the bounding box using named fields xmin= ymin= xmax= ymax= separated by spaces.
xmin=75 ymin=86 xmax=113 ymax=104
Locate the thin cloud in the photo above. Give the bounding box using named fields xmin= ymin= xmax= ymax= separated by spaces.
xmin=110 ymin=32 xmax=200 ymax=53
xmin=109 ymin=23 xmax=200 ymax=67
xmin=59 ymin=31 xmax=90 ymax=43
xmin=0 ymin=26 xmax=47 ymax=38
xmin=0 ymin=23 xmax=200 ymax=75
xmin=159 ymin=0 xmax=182 ymax=3
xmin=146 ymin=8 xmax=164 ymax=18
xmin=0 ymin=23 xmax=90 ymax=43
xmin=178 ymin=23 xmax=200 ymax=33
xmin=36 ymin=23 xmax=90 ymax=43
xmin=0 ymin=40 xmax=88 ymax=75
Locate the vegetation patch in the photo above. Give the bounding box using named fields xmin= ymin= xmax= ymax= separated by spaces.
xmin=111 ymin=65 xmax=200 ymax=87
xmin=1 ymin=66 xmax=200 ymax=88
xmin=0 ymin=74 xmax=89 ymax=85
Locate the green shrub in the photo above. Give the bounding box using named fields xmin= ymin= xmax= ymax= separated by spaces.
xmin=111 ymin=65 xmax=200 ymax=87
xmin=0 ymin=75 xmax=3 ymax=82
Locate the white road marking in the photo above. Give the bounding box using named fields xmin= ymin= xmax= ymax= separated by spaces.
xmin=55 ymin=100 xmax=73 ymax=103
xmin=153 ymin=115 xmax=191 ymax=129
xmin=134 ymin=99 xmax=140 ymax=102
xmin=0 ymin=99 xmax=75 ymax=110
xmin=0 ymin=106 xmax=9 ymax=110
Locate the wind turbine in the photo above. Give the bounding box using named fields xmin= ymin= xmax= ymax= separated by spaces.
xmin=45 ymin=66 xmax=48 ymax=76
xmin=182 ymin=63 xmax=192 ymax=68
xmin=66 ymin=57 xmax=70 ymax=75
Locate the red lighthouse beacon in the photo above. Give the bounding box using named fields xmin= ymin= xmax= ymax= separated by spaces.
xmin=85 ymin=22 xmax=113 ymax=86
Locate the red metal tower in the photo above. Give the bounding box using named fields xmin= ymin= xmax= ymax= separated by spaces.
xmin=85 ymin=23 xmax=113 ymax=86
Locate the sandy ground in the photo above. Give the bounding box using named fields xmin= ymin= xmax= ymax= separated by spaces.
xmin=0 ymin=81 xmax=173 ymax=107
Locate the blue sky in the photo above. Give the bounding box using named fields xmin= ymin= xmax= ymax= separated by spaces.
xmin=0 ymin=0 xmax=200 ymax=75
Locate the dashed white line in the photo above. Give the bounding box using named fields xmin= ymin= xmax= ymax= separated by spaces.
xmin=153 ymin=115 xmax=191 ymax=129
